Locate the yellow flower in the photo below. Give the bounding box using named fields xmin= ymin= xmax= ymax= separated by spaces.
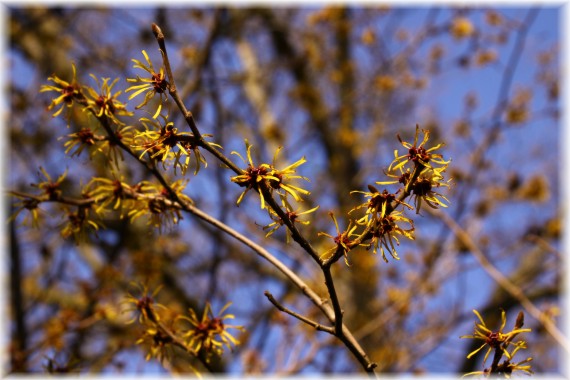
xmin=40 ymin=63 xmax=83 ymax=119
xmin=451 ymin=17 xmax=475 ymax=39
xmin=62 ymin=128 xmax=99 ymax=157
xmin=84 ymin=75 xmax=133 ymax=123
xmin=475 ymin=49 xmax=497 ymax=66
xmin=407 ymin=166 xmax=451 ymax=214
xmin=460 ymin=309 xmax=532 ymax=365
xmin=367 ymin=210 xmax=414 ymax=262
xmin=374 ymin=75 xmax=397 ymax=92
xmin=231 ymin=142 xmax=272 ymax=207
xmin=127 ymin=179 xmax=191 ymax=233
xmin=263 ymin=195 xmax=319 ymax=242
xmin=134 ymin=115 xmax=219 ymax=175
xmin=86 ymin=176 xmax=138 ymax=216
xmin=123 ymin=282 xmax=167 ymax=325
xmin=231 ymin=142 xmax=310 ymax=209
xmin=389 ymin=124 xmax=449 ymax=173
xmin=350 ymin=185 xmax=412 ymax=226
xmin=134 ymin=116 xmax=191 ymax=167
xmin=9 ymin=196 xmax=43 ymax=228
xmin=96 ymin=124 xmax=137 ymax=165
xmin=318 ymin=212 xmax=358 ymax=266
xmin=267 ymin=146 xmax=311 ymax=202
xmin=136 ymin=326 xmax=175 ymax=364
xmin=178 ymin=302 xmax=244 ymax=358
xmin=59 ymin=205 xmax=104 ymax=243
xmin=62 ymin=124 xmax=135 ymax=164
xmin=126 ymin=50 xmax=169 ymax=119
xmin=31 ymin=167 xmax=68 ymax=200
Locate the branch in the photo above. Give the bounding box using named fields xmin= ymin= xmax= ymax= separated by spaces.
xmin=146 ymin=23 xmax=378 ymax=374
xmin=264 ymin=291 xmax=335 ymax=334
xmin=321 ymin=265 xmax=344 ymax=335
xmin=258 ymin=183 xmax=322 ymax=264
xmin=9 ymin=207 xmax=27 ymax=372
xmin=180 ymin=200 xmax=377 ymax=373
xmin=151 ymin=23 xmax=242 ymax=175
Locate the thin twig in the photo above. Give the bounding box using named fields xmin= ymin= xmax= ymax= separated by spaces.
xmin=321 ymin=266 xmax=343 ymax=335
xmin=151 ymin=23 xmax=242 ymax=175
xmin=258 ymin=183 xmax=322 ymax=264
xmin=264 ymin=291 xmax=335 ymax=334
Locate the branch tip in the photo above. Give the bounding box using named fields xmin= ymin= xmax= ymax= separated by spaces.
xmin=152 ymin=23 xmax=163 ymax=40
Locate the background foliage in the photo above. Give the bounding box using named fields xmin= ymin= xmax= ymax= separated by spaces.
xmin=7 ymin=5 xmax=561 ymax=375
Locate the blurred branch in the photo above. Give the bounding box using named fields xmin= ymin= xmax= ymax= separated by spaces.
xmin=431 ymin=208 xmax=569 ymax=353
xmin=9 ymin=205 xmax=28 ymax=372
xmin=454 ymin=8 xmax=539 ymax=219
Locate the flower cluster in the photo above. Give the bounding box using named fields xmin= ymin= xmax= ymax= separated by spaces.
xmin=10 ymin=168 xmax=105 ymax=243
xmin=127 ymin=179 xmax=193 ymax=233
xmin=323 ymin=124 xmax=451 ymax=265
xmin=133 ymin=115 xmax=219 ymax=175
xmin=230 ymin=141 xmax=316 ymax=245
xmin=388 ymin=125 xmax=451 ymax=211
xmin=123 ymin=283 xmax=243 ymax=367
xmin=18 ymin=23 xmax=469 ymax=377
xmin=61 ymin=124 xmax=136 ymax=165
xmin=41 ymin=64 xmax=132 ymax=126
xmin=40 ymin=64 xmax=139 ymax=169
xmin=461 ymin=309 xmax=533 ymax=377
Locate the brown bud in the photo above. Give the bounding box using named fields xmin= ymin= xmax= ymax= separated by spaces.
xmin=151 ymin=23 xmax=163 ymax=40
xmin=515 ymin=311 xmax=525 ymax=329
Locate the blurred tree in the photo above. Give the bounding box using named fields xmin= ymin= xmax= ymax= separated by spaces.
xmin=7 ymin=5 xmax=562 ymax=376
